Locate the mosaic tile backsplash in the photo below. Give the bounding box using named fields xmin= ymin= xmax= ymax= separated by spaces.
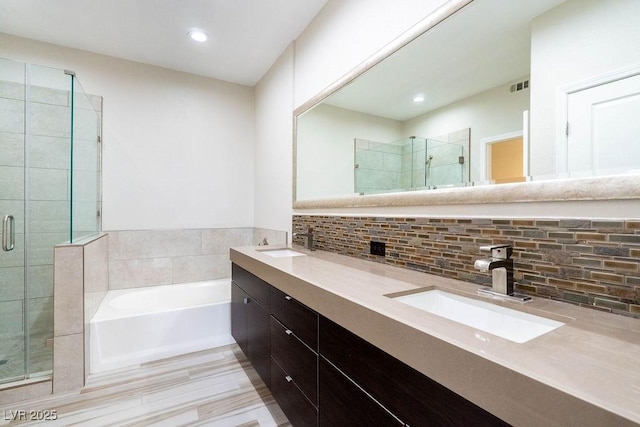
xmin=292 ymin=215 xmax=640 ymax=318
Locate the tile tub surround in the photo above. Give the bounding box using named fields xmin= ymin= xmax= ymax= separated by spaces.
xmin=292 ymin=215 xmax=640 ymax=318
xmin=54 ymin=234 xmax=109 ymax=394
xmin=107 ymin=228 xmax=286 ymax=290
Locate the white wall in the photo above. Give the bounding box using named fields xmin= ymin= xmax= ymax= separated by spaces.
xmin=0 ymin=33 xmax=255 ymax=231
xmin=404 ymin=80 xmax=529 ymax=182
xmin=253 ymin=44 xmax=295 ymax=233
xmin=296 ymin=104 xmax=403 ymax=199
xmin=260 ymin=0 xmax=639 ymax=220
xmin=530 ymin=0 xmax=640 ymax=177
xmin=254 ymin=0 xmax=452 ymax=232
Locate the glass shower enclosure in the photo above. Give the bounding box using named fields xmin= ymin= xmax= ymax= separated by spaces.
xmin=0 ymin=58 xmax=101 ymax=386
xmin=354 ymin=131 xmax=470 ymax=195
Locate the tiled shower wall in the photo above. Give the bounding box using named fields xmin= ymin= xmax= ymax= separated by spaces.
xmin=293 ymin=215 xmax=640 ymax=318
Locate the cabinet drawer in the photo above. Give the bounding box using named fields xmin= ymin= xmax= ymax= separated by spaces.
xmin=271 ymin=316 xmax=318 ymax=404
xmin=271 ymin=358 xmax=318 ymax=427
xmin=319 ymin=357 xmax=402 ymax=427
xmin=320 ymin=316 xmax=508 ymax=426
xmin=232 ymin=264 xmax=270 ymax=309
xmin=271 ymin=286 xmax=318 ymax=351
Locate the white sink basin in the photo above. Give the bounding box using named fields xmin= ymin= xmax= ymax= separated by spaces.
xmin=392 ymin=290 xmax=564 ymax=343
xmin=260 ymin=249 xmax=306 ymax=258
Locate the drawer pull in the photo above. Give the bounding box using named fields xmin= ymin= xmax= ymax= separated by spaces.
xmin=285 ymin=329 xmax=293 ymax=335
xmin=285 ymin=375 xmax=293 ymax=383
xmin=285 ymin=295 xmax=292 ymax=301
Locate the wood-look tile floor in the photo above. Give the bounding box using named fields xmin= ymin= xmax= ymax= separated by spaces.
xmin=0 ymin=344 xmax=291 ymax=426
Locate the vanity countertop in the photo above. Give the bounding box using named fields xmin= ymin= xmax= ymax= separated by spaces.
xmin=230 ymin=245 xmax=640 ymax=426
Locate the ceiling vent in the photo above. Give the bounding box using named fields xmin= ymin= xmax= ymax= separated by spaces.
xmin=510 ymin=79 xmax=529 ymax=93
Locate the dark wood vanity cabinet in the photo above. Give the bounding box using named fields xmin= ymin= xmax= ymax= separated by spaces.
xmin=319 ymin=356 xmax=403 ymax=426
xmin=319 ymin=316 xmax=509 ymax=427
xmin=231 ymin=264 xmax=271 ymax=387
xmin=231 ymin=263 xmax=507 ymax=427
xmin=270 ymin=285 xmax=319 ymax=425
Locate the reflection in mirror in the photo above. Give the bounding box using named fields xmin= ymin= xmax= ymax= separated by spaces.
xmin=295 ymin=0 xmax=640 ymax=203
xmin=354 ymin=128 xmax=469 ymax=194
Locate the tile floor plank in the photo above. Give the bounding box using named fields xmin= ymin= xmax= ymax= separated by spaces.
xmin=0 ymin=344 xmax=290 ymax=427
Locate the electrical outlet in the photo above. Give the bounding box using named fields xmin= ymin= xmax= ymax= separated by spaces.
xmin=370 ymin=241 xmax=386 ymax=256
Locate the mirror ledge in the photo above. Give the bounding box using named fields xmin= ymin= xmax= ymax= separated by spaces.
xmin=292 ymin=175 xmax=640 ymax=209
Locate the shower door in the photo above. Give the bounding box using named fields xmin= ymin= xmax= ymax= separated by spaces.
xmin=0 ymin=58 xmax=29 ymax=384
xmin=0 ymin=59 xmax=77 ymax=384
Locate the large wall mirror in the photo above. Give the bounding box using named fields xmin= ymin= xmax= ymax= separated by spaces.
xmin=294 ymin=0 xmax=640 ymax=207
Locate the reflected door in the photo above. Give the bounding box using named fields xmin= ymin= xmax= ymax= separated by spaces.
xmin=567 ymin=73 xmax=640 ymax=175
xmin=488 ymin=137 xmax=525 ymax=184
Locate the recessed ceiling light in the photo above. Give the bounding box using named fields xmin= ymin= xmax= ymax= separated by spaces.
xmin=188 ymin=30 xmax=208 ymax=42
xmin=413 ymin=94 xmax=425 ymax=103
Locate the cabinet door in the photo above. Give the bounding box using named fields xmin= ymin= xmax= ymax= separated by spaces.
xmin=272 ymin=358 xmax=318 ymax=426
xmin=319 ymin=357 xmax=402 ymax=427
xmin=231 ymin=283 xmax=248 ymax=355
xmin=247 ymin=297 xmax=271 ymax=388
xmin=320 ymin=316 xmax=508 ymax=426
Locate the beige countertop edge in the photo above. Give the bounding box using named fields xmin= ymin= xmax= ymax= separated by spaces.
xmin=230 ymin=246 xmax=640 ymax=426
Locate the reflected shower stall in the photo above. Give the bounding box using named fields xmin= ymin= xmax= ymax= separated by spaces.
xmin=354 ymin=129 xmax=470 ymax=195
xmin=0 ymin=58 xmax=101 ymax=386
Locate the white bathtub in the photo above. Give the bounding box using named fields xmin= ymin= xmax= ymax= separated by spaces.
xmin=90 ymin=279 xmax=234 ymax=373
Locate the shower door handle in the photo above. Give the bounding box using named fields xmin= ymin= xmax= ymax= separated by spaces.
xmin=2 ymin=215 xmax=15 ymax=251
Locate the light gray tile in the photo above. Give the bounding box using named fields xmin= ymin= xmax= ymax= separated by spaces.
xmin=0 ymin=267 xmax=24 ymax=301
xmin=53 ymin=333 xmax=84 ymax=393
xmin=0 ymin=97 xmax=25 ymax=133
xmin=0 ymin=379 xmax=52 ymax=406
xmin=0 ymin=131 xmax=25 ymax=167
xmin=110 ymin=230 xmax=202 ymax=260
xmin=72 ymin=201 xmax=101 ymax=237
xmin=171 ymin=254 xmax=231 ymax=283
xmin=29 ymin=134 xmax=69 ymax=169
xmin=109 ymin=258 xmax=173 ymax=290
xmin=73 ymin=106 xmax=100 ymax=141
xmin=84 ymin=235 xmax=108 ymax=293
xmin=0 ymin=165 xmax=25 ymax=199
xmin=72 ymin=138 xmax=100 ymax=172
xmin=72 ymin=169 xmax=99 ymax=201
xmin=202 ymin=228 xmax=252 ymax=255
xmin=0 ymin=234 xmax=25 ymax=268
xmin=0 ymin=299 xmax=24 ymax=335
xmin=0 ymin=79 xmax=25 ymax=101
xmin=27 ymin=264 xmax=54 ymax=298
xmin=29 ymin=200 xmax=70 ymax=233
xmin=28 ymin=232 xmax=69 ymax=265
xmin=29 ymin=167 xmax=69 ymax=201
xmin=29 ymin=296 xmax=53 ymax=334
xmin=30 ymin=102 xmax=71 ymax=138
xmin=30 ymin=86 xmax=69 ymax=107
xmin=53 ymin=246 xmax=84 ymax=336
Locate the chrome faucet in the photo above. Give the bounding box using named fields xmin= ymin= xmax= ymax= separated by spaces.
xmin=474 ymin=244 xmax=514 ymax=296
xmin=293 ymin=227 xmax=315 ymax=251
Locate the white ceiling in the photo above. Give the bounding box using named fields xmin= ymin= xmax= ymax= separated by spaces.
xmin=0 ymin=0 xmax=327 ymax=86
xmin=324 ymin=0 xmax=566 ymax=121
